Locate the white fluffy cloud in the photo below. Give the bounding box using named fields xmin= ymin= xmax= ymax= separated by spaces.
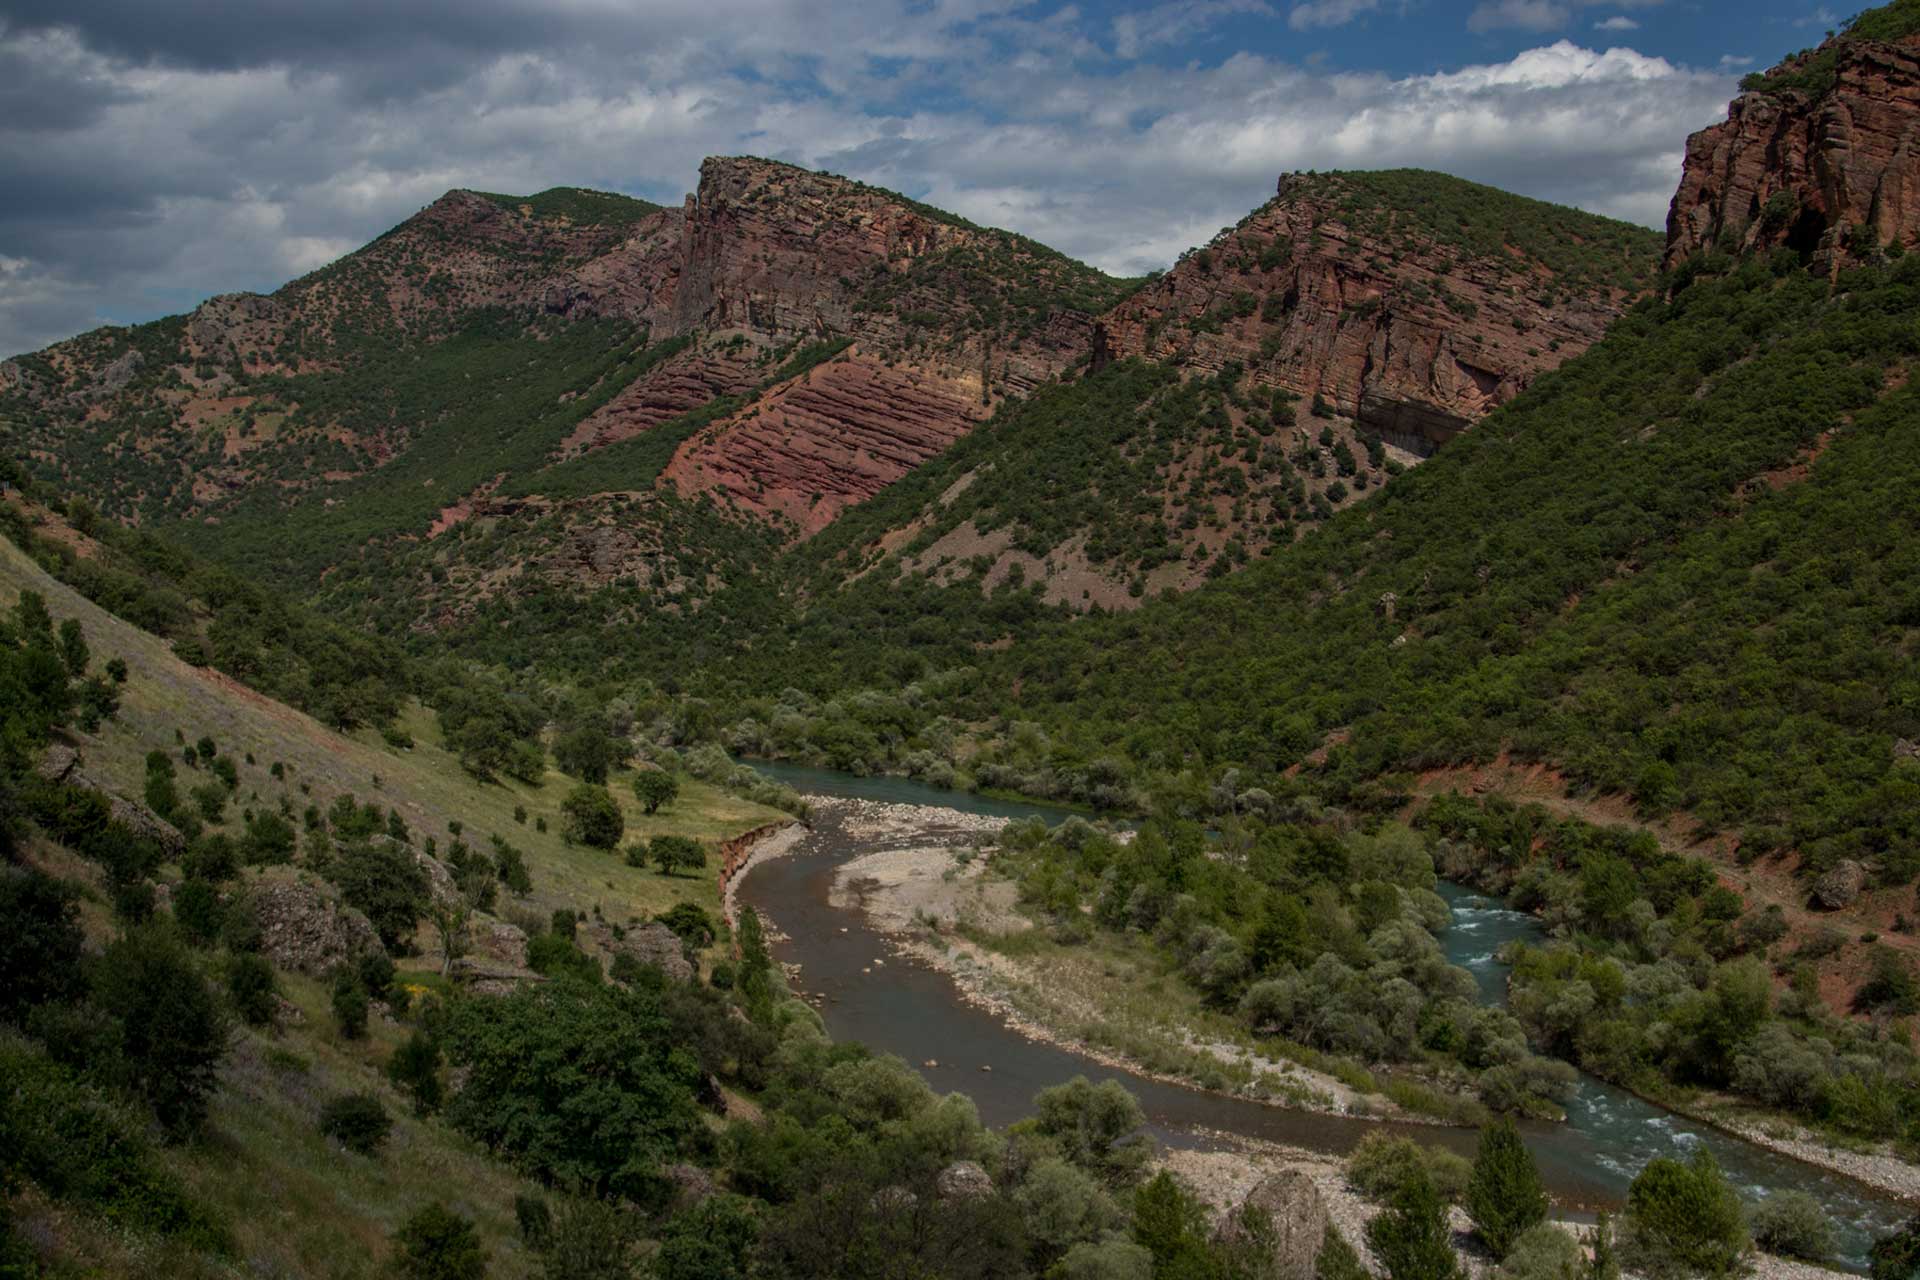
xmin=0 ymin=3 xmax=1736 ymax=357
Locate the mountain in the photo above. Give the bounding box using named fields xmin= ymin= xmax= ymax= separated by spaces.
xmin=1667 ymin=7 xmax=1920 ymax=271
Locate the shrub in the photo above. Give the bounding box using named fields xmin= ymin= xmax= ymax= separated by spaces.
xmin=1750 ymin=1191 xmax=1833 ymax=1263
xmin=1317 ymin=1224 xmax=1371 ymax=1280
xmin=319 ymin=1092 xmax=392 ymax=1156
xmin=227 ymin=952 xmax=278 ymax=1026
xmin=653 ymin=1193 xmax=756 ymax=1280
xmin=1031 ymin=1076 xmax=1152 ymax=1189
xmin=174 ymin=877 xmax=226 ymax=945
xmin=1623 ymin=1151 xmax=1749 ymax=1279
xmin=391 ymin=1203 xmax=487 ymax=1280
xmin=1497 ymin=1224 xmax=1582 ymax=1280
xmin=651 ymin=834 xmax=706 ymax=877
xmin=1059 ymin=1236 xmax=1155 ymax=1280
xmin=1467 ymin=1118 xmax=1548 ymax=1258
xmin=560 ymin=783 xmax=624 ymax=850
xmin=1349 ymin=1133 xmax=1471 ymax=1203
xmin=514 ymin=1192 xmax=553 ymax=1251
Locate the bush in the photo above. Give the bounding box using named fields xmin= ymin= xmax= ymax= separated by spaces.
xmin=1349 ymin=1133 xmax=1471 ymax=1203
xmin=227 ymin=952 xmax=278 ymax=1026
xmin=90 ymin=925 xmax=230 ymax=1136
xmin=391 ymin=1202 xmax=487 ymax=1280
xmin=1467 ymin=1118 xmax=1547 ymax=1258
xmin=1750 ymin=1191 xmax=1833 ymax=1263
xmin=1497 ymin=1224 xmax=1583 ymax=1280
xmin=1317 ymin=1224 xmax=1371 ymax=1280
xmin=515 ymin=1192 xmax=553 ymax=1250
xmin=651 ymin=834 xmax=706 ymax=877
xmin=173 ymin=877 xmax=226 ymax=946
xmin=319 ymin=1092 xmax=393 ymax=1156
xmin=560 ymin=783 xmax=624 ymax=850
xmin=1623 ymin=1151 xmax=1749 ymax=1279
xmin=1031 ymin=1076 xmax=1152 ymax=1189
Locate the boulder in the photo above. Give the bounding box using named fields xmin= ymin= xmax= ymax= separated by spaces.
xmin=406 ymin=845 xmax=462 ymax=909
xmin=242 ymin=867 xmax=383 ymax=975
xmin=936 ymin=1160 xmax=994 ymax=1201
xmin=1814 ymin=860 xmax=1868 ymax=909
xmin=663 ymin=1162 xmax=715 ymax=1210
xmin=1216 ymin=1169 xmax=1328 ymax=1280
xmin=468 ymin=916 xmax=529 ymax=968
xmin=619 ymin=921 xmax=694 ymax=983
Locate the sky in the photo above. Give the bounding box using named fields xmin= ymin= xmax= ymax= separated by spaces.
xmin=0 ymin=0 xmax=1851 ymax=358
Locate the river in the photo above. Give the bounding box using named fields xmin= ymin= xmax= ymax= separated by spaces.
xmin=737 ymin=762 xmax=1909 ymax=1269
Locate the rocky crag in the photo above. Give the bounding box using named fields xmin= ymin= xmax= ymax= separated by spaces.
xmin=1666 ymin=24 xmax=1920 ymax=271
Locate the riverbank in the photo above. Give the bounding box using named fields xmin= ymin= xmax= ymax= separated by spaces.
xmin=825 ymin=816 xmax=1409 ymax=1124
xmin=1161 ymin=1138 xmax=1853 ymax=1280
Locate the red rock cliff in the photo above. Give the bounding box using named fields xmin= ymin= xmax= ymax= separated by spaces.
xmin=1666 ymin=32 xmax=1920 ymax=270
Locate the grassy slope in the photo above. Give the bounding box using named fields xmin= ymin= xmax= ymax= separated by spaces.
xmin=2 ymin=518 xmax=790 ymax=1276
xmin=0 ymin=528 xmax=783 ymax=933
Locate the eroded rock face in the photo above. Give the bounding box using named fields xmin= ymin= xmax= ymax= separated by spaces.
xmin=242 ymin=867 xmax=384 ymax=975
xmin=1098 ymin=174 xmax=1624 ymax=456
xmin=666 ymin=351 xmax=985 ymax=533
xmin=1216 ymin=1169 xmax=1328 ymax=1280
xmin=1666 ymin=33 xmax=1920 ymax=271
xmin=36 ymin=744 xmax=186 ymax=859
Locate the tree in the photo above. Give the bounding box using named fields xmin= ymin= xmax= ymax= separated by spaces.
xmin=1622 ymin=1151 xmax=1748 ymax=1279
xmin=1467 ymin=1118 xmax=1547 ymax=1258
xmin=632 ymin=769 xmax=679 ymax=815
xmin=658 ymin=902 xmax=717 ymax=951
xmin=651 ymin=835 xmax=706 ymax=877
xmin=554 ymin=724 xmax=619 ymax=785
xmin=560 ymin=784 xmax=624 ymax=850
xmin=91 ymin=925 xmax=230 ymax=1137
xmin=227 ymin=952 xmax=278 ymax=1027
xmin=1588 ymin=1211 xmax=1619 ymax=1280
xmin=1317 ymin=1225 xmax=1371 ymax=1280
xmin=333 ymin=839 xmax=430 ymax=948
xmin=1032 ymin=1076 xmax=1152 ymax=1189
xmin=654 ymin=1194 xmax=757 ymax=1280
xmin=391 ymin=1203 xmax=487 ymax=1280
xmin=332 ymin=968 xmax=370 ymax=1039
xmin=319 ymin=1092 xmax=393 ymax=1156
xmin=1130 ymin=1170 xmax=1218 ymax=1279
xmin=1366 ymin=1172 xmax=1464 ymax=1280
xmin=388 ymin=1031 xmax=444 ymax=1115
xmin=440 ymin=979 xmax=702 ymax=1199
xmin=540 ymin=1193 xmax=634 ymax=1280
xmin=0 ymin=865 xmax=85 ymax=1021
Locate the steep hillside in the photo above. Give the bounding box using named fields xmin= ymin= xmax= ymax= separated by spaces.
xmin=761 ymin=172 xmax=1660 ymax=614
xmin=1668 ymin=5 xmax=1920 ymax=271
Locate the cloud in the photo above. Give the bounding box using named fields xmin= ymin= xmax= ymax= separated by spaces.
xmin=0 ymin=5 xmax=1737 ymax=358
xmin=1288 ymin=0 xmax=1382 ymax=31
xmin=1468 ymin=0 xmax=1662 ymax=34
xmin=1114 ymin=0 xmax=1274 ymax=58
xmin=1594 ymin=16 xmax=1640 ymax=32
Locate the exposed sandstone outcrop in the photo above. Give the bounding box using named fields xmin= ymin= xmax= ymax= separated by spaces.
xmin=666 ymin=349 xmax=985 ymax=533
xmin=1666 ymin=31 xmax=1920 ymax=271
xmin=1098 ymin=173 xmax=1633 ymax=456
xmin=557 ymin=345 xmax=759 ymax=456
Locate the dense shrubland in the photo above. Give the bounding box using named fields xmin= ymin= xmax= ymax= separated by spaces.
xmin=1423 ymin=794 xmax=1920 ymax=1147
